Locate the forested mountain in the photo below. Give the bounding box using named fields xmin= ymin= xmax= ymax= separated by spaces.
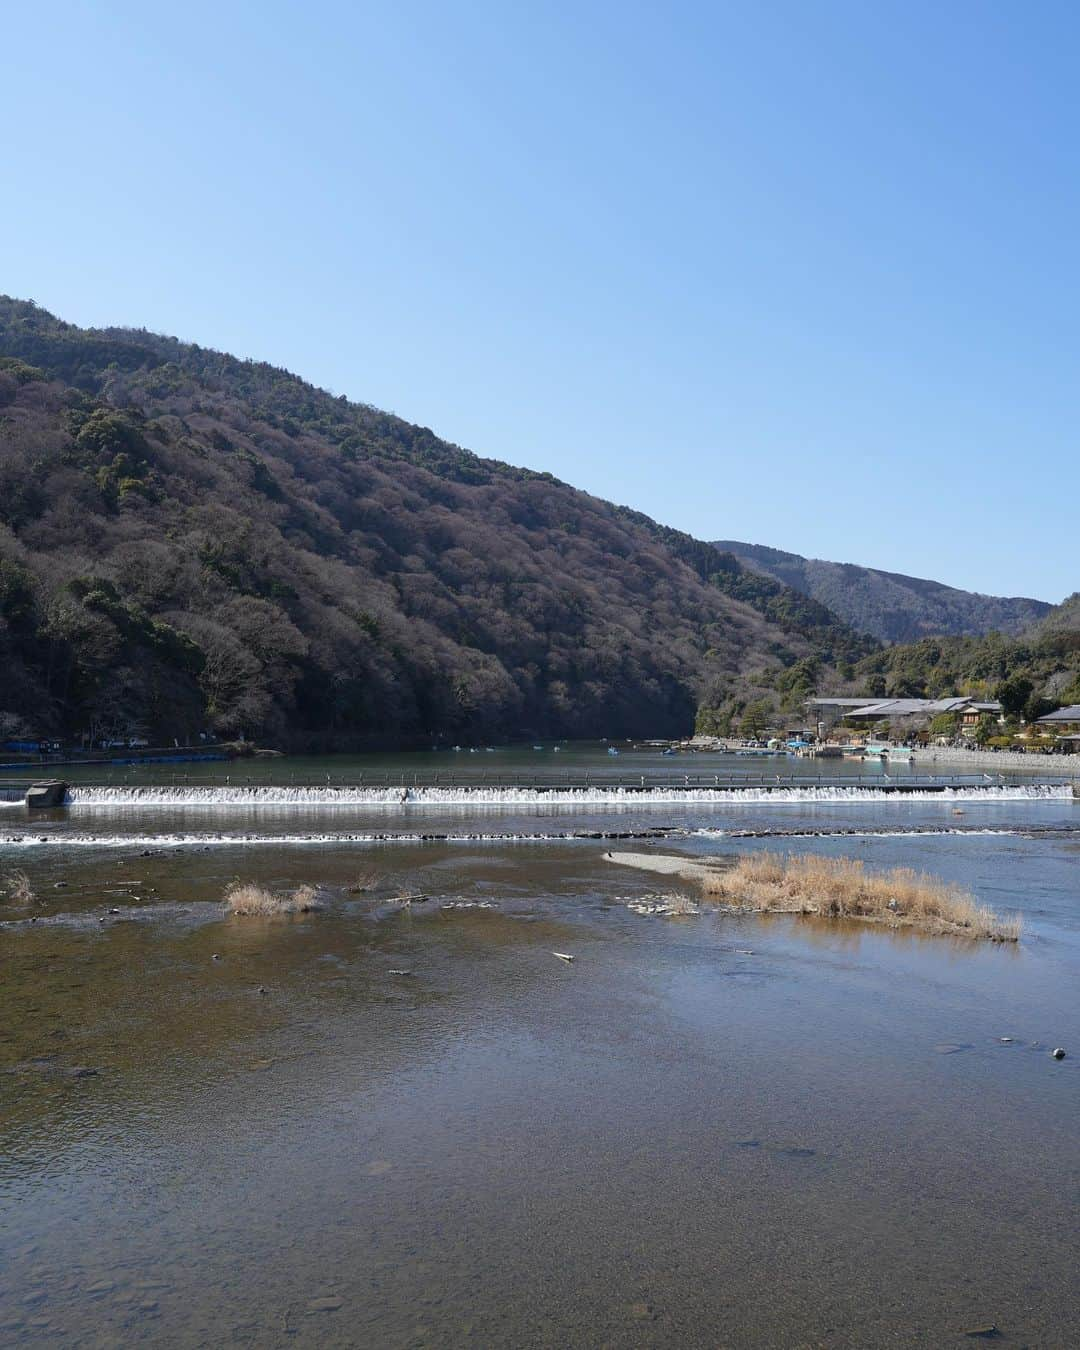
xmin=851 ymin=592 xmax=1080 ymax=719
xmin=0 ymin=298 xmax=868 ymax=749
xmin=1035 ymin=592 xmax=1080 ymax=638
xmin=714 ymin=540 xmax=1052 ymax=643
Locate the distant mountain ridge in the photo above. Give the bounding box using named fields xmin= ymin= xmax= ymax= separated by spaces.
xmin=712 ymin=540 xmax=1052 ymax=643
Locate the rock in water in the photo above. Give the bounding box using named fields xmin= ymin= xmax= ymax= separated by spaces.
xmin=307 ymin=1297 xmax=343 ymax=1313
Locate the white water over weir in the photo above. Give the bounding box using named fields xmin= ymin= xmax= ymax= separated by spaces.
xmin=63 ymin=783 xmax=1073 ymax=807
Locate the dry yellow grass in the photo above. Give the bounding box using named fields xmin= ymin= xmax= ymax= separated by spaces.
xmin=223 ymin=881 xmax=321 ymax=916
xmin=700 ymin=853 xmax=1020 ymax=942
xmin=4 ymin=869 xmax=35 ymax=905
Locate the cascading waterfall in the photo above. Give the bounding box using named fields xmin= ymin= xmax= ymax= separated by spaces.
xmin=63 ymin=783 xmax=1072 ymax=807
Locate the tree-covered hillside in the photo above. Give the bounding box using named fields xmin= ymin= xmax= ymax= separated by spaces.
xmin=852 ymin=594 xmax=1080 ymax=718
xmin=0 ymin=298 xmax=867 ymax=749
xmin=714 ymin=539 xmax=1051 ymax=642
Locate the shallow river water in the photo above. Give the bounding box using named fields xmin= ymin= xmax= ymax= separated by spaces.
xmin=1 ymin=748 xmax=1078 ymax=1347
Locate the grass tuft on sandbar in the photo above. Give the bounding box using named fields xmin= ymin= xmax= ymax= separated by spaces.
xmin=700 ymin=853 xmax=1020 ymax=942
xmin=223 ymin=881 xmax=321 ymax=917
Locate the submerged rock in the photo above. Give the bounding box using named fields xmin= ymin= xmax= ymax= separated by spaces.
xmin=626 ymin=898 xmax=699 ymax=917
xmin=307 ymin=1297 xmax=343 ymax=1313
xmin=629 ymin=1302 xmax=657 ymax=1321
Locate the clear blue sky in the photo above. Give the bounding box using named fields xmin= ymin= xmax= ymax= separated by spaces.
xmin=5 ymin=1 xmax=1077 ymax=600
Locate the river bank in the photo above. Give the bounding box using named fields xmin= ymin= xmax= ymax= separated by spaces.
xmin=909 ymin=745 xmax=1080 ymax=774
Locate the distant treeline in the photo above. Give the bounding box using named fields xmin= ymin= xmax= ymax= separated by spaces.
xmin=852 ymin=617 xmax=1080 ymax=719
xmin=696 ymin=613 xmax=1080 ymax=737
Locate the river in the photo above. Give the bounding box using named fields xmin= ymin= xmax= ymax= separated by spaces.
xmin=1 ymin=745 xmax=1078 ymax=1346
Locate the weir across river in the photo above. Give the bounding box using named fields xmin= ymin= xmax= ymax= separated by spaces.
xmin=1 ymin=770 xmax=1075 ymax=806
